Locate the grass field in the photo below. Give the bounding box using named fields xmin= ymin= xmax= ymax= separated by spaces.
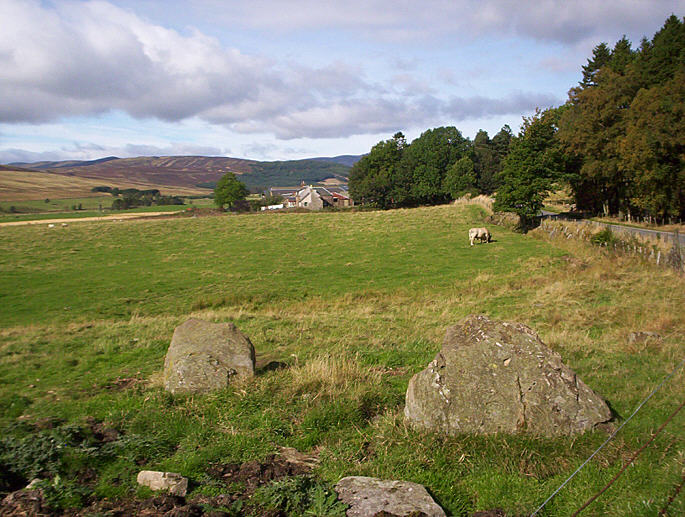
xmin=0 ymin=195 xmax=115 ymax=212
xmin=0 ymin=197 xmax=214 ymax=223
xmin=0 ymin=204 xmax=683 ymax=516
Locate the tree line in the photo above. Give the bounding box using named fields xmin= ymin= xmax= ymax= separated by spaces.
xmin=91 ymin=186 xmax=184 ymax=209
xmin=557 ymin=14 xmax=684 ymax=223
xmin=349 ymin=15 xmax=684 ymax=225
xmin=348 ymin=126 xmax=512 ymax=209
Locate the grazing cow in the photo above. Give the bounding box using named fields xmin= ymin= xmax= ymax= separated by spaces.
xmin=469 ymin=227 xmax=491 ymax=246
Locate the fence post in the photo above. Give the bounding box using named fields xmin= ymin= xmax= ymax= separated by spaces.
xmin=672 ymin=230 xmax=682 ymax=273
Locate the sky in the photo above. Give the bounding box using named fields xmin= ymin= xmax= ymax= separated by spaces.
xmin=0 ymin=0 xmax=681 ymax=163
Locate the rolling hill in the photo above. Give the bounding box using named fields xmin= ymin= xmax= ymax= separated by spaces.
xmin=7 ymin=155 xmax=362 ymax=195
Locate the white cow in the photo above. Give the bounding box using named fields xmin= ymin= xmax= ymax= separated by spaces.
xmin=469 ymin=227 xmax=491 ymax=246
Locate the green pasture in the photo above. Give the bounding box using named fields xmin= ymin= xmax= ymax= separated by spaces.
xmin=0 ymin=204 xmax=683 ymax=516
xmin=0 ymin=197 xmax=213 ymax=223
xmin=0 ymin=205 xmax=555 ymax=327
xmin=0 ymin=196 xmax=114 ymax=212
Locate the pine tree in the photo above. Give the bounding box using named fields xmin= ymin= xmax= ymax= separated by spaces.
xmin=581 ymin=42 xmax=612 ymax=87
xmin=608 ymin=36 xmax=635 ymax=74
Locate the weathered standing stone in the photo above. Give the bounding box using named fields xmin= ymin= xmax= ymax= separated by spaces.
xmin=335 ymin=476 xmax=446 ymax=517
xmin=405 ymin=315 xmax=612 ymax=436
xmin=164 ymin=318 xmax=255 ymax=394
xmin=136 ymin=471 xmax=188 ymax=497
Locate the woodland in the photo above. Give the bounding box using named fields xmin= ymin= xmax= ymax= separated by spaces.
xmin=349 ymin=15 xmax=685 ymax=225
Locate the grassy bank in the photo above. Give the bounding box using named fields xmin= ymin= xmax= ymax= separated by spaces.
xmin=0 ymin=205 xmax=683 ymax=515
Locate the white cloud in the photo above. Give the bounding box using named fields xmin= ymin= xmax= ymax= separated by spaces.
xmin=191 ymin=0 xmax=679 ymax=44
xmin=444 ymin=91 xmax=561 ymax=121
xmin=0 ymin=0 xmax=274 ymax=122
xmin=0 ymin=0 xmax=563 ymax=141
xmin=0 ymin=142 xmax=227 ymax=164
xmin=3 ymin=0 xmax=664 ymax=148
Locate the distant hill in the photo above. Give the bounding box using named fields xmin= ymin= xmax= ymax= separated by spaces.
xmin=10 ymin=156 xmax=120 ymax=170
xmin=310 ymin=155 xmax=364 ymax=167
xmin=0 ymin=164 xmax=40 ymax=173
xmin=5 ymin=155 xmax=353 ymax=191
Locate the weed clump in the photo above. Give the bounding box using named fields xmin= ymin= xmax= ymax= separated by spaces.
xmin=253 ymin=476 xmax=347 ymax=516
xmin=590 ymin=228 xmax=618 ymax=247
xmin=34 ymin=474 xmax=93 ymax=510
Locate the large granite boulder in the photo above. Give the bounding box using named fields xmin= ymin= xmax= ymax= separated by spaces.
xmin=335 ymin=476 xmax=446 ymax=517
xmin=164 ymin=318 xmax=255 ymax=394
xmin=405 ymin=315 xmax=611 ymax=435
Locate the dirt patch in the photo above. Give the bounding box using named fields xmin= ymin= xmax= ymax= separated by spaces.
xmin=1 ymin=490 xmax=218 ymax=517
xmin=85 ymin=417 xmax=120 ymax=443
xmin=103 ymin=376 xmax=146 ymax=391
xmin=1 ymin=488 xmax=53 ymax=516
xmin=77 ymin=495 xmax=205 ymax=517
xmin=0 ymin=449 xmax=320 ymax=516
xmin=206 ymin=451 xmax=315 ymax=495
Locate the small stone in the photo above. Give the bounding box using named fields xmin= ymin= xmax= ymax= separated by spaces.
xmin=335 ymin=476 xmax=445 ymax=517
xmin=278 ymin=446 xmax=320 ymax=469
xmin=136 ymin=470 xmax=188 ymax=497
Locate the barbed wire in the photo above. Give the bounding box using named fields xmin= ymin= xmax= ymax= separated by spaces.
xmin=530 ymin=356 xmax=685 ymax=516
xmin=659 ymin=467 xmax=685 ymax=516
xmin=570 ymin=398 xmax=685 ymax=516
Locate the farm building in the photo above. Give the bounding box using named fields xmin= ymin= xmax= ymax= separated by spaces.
xmin=268 ymin=185 xmax=353 ymax=210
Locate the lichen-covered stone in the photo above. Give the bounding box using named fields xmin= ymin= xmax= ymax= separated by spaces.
xmin=335 ymin=476 xmax=446 ymax=517
xmin=163 ymin=318 xmax=255 ymax=394
xmin=405 ymin=315 xmax=611 ymax=435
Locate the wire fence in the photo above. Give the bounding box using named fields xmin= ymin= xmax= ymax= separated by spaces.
xmin=530 ymin=356 xmax=685 ymax=516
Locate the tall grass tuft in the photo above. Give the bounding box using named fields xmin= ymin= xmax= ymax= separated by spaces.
xmin=285 ymin=355 xmax=382 ymax=400
xmin=453 ymin=194 xmax=494 ymax=213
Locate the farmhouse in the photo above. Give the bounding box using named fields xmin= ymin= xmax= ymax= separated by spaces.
xmin=268 ymin=184 xmax=353 ymax=210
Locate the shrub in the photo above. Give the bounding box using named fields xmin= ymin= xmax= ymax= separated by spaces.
xmin=0 ymin=424 xmax=84 ymax=481
xmin=590 ymin=228 xmax=618 ymax=247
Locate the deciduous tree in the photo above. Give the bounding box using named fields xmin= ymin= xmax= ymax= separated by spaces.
xmin=443 ymin=156 xmax=477 ymax=199
xmin=401 ymin=126 xmax=469 ymax=205
xmin=495 ymin=109 xmax=571 ymax=228
xmin=214 ymin=172 xmax=249 ymax=210
xmin=348 ymin=132 xmax=406 ymax=209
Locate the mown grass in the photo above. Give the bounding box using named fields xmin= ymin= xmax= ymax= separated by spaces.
xmin=0 ymin=204 xmax=683 ymax=516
